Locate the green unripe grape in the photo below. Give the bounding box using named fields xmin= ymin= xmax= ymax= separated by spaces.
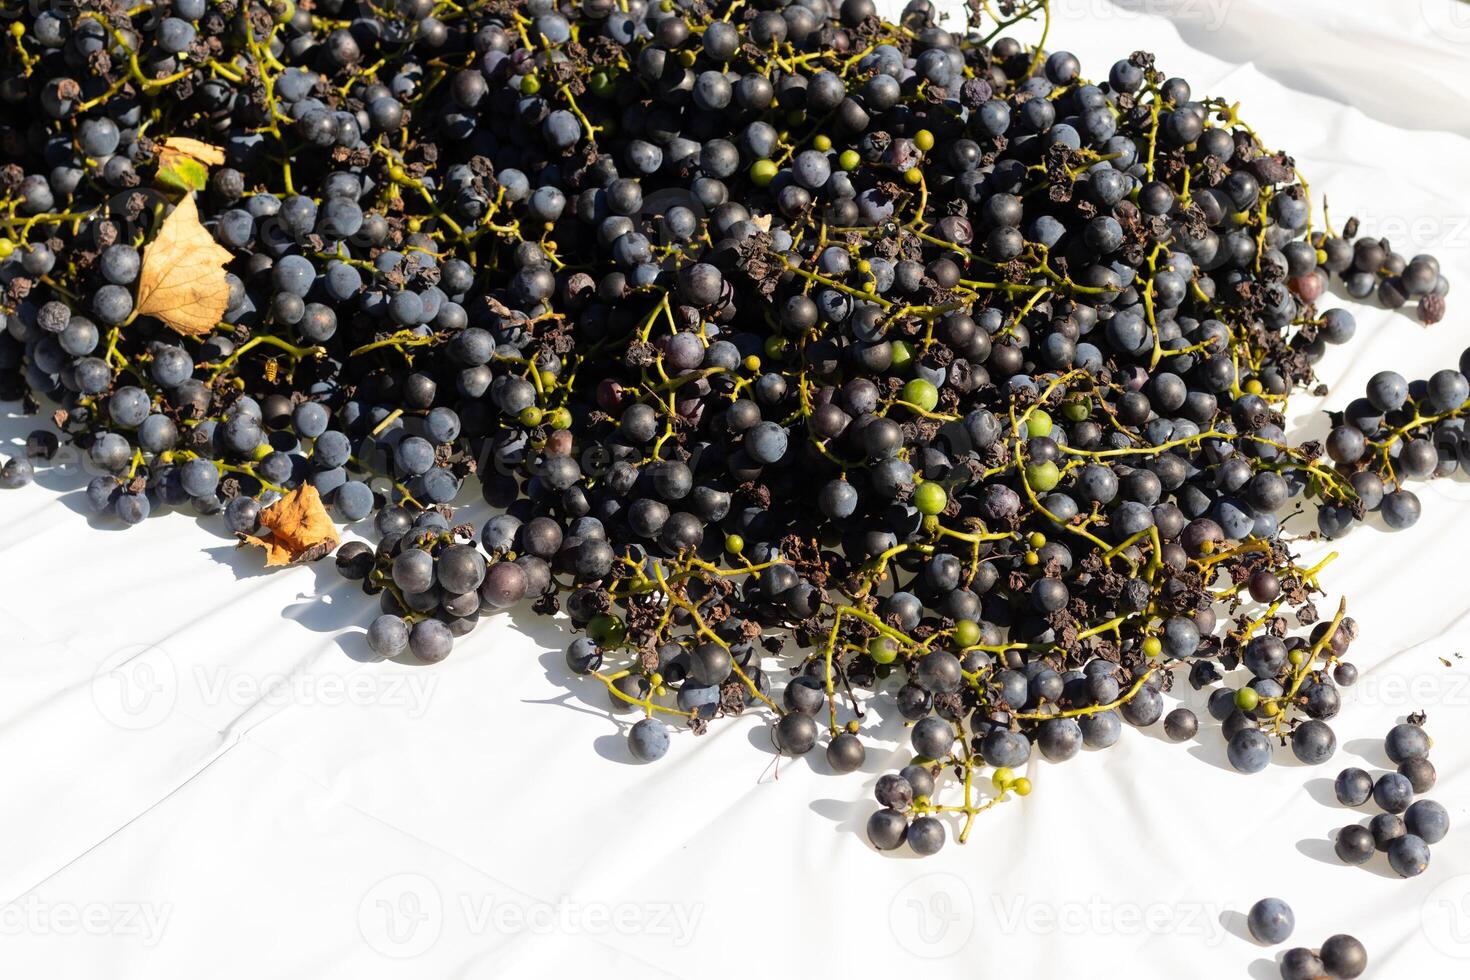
xmin=901 ymin=378 xmax=939 ymax=412
xmin=750 ymin=159 xmax=778 ymax=186
xmin=953 ymin=619 xmax=981 ymax=648
xmin=890 ymin=340 xmax=914 ymax=372
xmin=588 ymin=71 xmax=614 ymax=97
xmin=839 ymin=149 xmax=861 ymax=171
xmin=518 ymin=406 xmax=543 ymax=427
xmin=914 ymin=481 xmax=947 ymax=515
xmin=588 ymin=614 xmax=626 ymax=646
xmin=1025 ymin=461 xmax=1060 ymax=492
xmin=725 ymin=533 xmax=745 ymax=554
xmin=868 ymin=636 xmax=899 ymax=664
xmin=1142 ymin=636 xmax=1162 ymax=658
xmin=1062 ymin=397 xmax=1091 ymax=422
xmin=1026 ymin=409 xmax=1054 ymax=438
xmin=1234 ymin=687 xmax=1259 ymax=711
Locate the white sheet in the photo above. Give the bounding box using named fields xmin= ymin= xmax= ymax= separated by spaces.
xmin=2 ymin=2 xmax=1468 ymax=976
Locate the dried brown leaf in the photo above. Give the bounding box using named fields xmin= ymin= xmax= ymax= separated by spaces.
xmin=135 ymin=194 xmax=233 ymax=338
xmin=158 ymin=137 xmax=226 ymax=167
xmin=239 ymin=484 xmax=340 ymax=567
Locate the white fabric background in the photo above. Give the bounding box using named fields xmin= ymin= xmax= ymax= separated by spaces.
xmin=3 ymin=2 xmax=1470 ymax=976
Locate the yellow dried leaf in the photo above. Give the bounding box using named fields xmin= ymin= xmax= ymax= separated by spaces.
xmin=135 ymin=194 xmax=233 ymax=338
xmin=239 ymin=484 xmax=340 ymax=567
xmin=158 ymin=137 xmax=226 ymax=167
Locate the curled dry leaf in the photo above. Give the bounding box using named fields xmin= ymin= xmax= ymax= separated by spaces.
xmin=158 ymin=137 xmax=226 ymax=167
xmin=134 ymin=194 xmax=233 ymax=338
xmin=239 ymin=484 xmax=340 ymax=567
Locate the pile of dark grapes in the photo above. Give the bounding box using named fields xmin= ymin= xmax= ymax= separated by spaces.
xmin=0 ymin=0 xmax=1459 ymax=884
xmin=1332 ymin=719 xmax=1447 ymax=877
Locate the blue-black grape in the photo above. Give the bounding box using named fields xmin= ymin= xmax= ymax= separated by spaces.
xmin=1246 ymin=897 xmax=1293 ymax=945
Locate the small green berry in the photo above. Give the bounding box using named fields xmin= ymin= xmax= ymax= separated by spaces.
xmin=868 ymin=636 xmax=899 ymax=664
xmin=914 ymin=481 xmax=946 ymax=515
xmin=901 ymin=377 xmax=939 ymax=412
xmin=953 ymin=620 xmax=981 ymax=648
xmin=1025 ymin=461 xmax=1060 ymax=492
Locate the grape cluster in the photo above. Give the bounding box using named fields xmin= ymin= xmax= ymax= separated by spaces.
xmin=1307 ymin=216 xmax=1449 ymax=325
xmin=0 ymin=0 xmax=1456 ymax=881
xmin=1313 ymin=349 xmax=1470 ymax=538
xmin=1331 ymin=719 xmax=1446 ymax=878
xmin=334 ymin=503 xmax=548 ymax=659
